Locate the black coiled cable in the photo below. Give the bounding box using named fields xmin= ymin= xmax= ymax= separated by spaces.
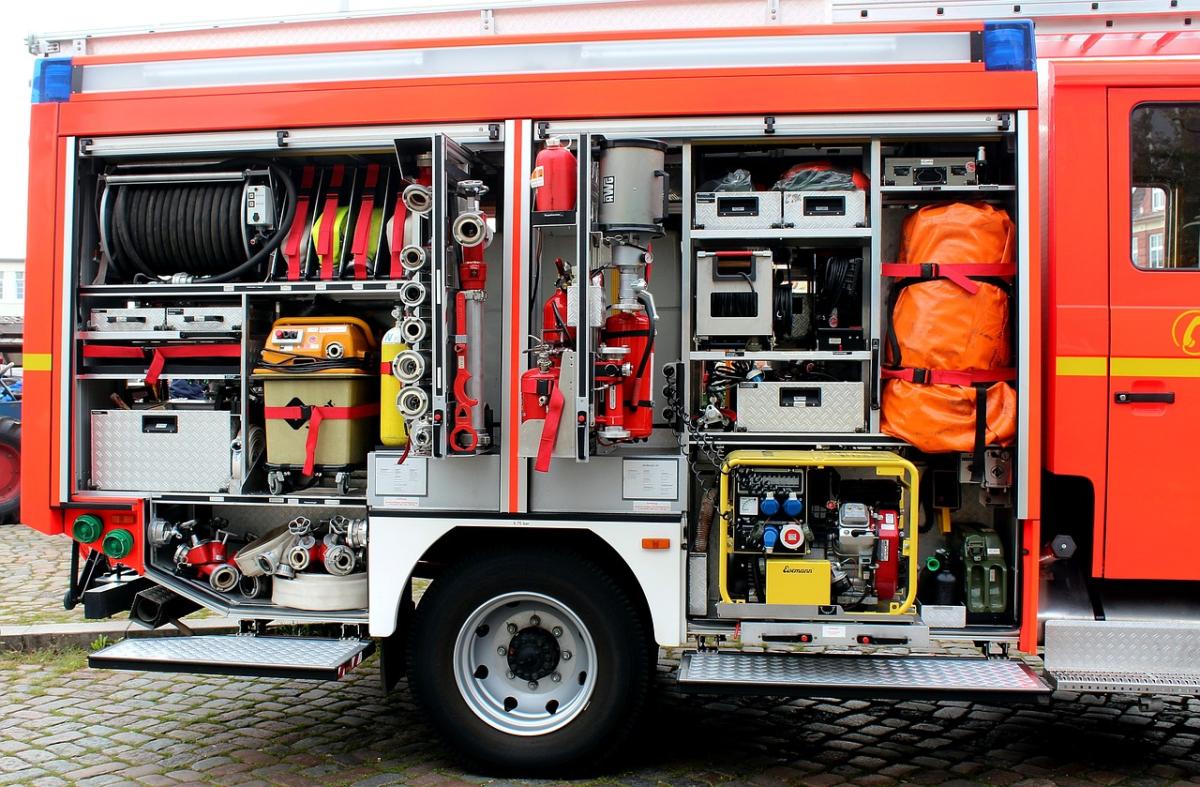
xmin=107 ymin=163 xmax=297 ymax=283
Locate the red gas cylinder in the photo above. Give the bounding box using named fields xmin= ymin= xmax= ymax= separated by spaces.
xmin=534 ymin=138 xmax=577 ymax=212
xmin=603 ymin=310 xmax=654 ymax=440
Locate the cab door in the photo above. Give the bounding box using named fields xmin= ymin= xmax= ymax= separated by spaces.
xmin=1105 ymin=90 xmax=1200 ymax=579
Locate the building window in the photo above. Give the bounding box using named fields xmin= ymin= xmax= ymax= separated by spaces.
xmin=14 ymin=271 xmax=23 ymax=301
xmin=1131 ymin=103 xmax=1200 ymax=270
xmin=1149 ymin=233 xmax=1165 ymax=268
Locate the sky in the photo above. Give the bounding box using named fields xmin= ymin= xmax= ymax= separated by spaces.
xmin=3 ymin=0 xmax=509 ymax=260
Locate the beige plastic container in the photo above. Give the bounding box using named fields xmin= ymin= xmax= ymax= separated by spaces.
xmin=258 ymin=373 xmax=376 ymax=468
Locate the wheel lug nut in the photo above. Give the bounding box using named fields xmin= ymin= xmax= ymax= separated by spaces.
xmin=530 ymin=615 xmax=541 ymax=627
xmin=527 ymin=680 xmax=539 ymax=690
xmin=506 ymin=671 xmax=515 ymax=679
xmin=562 ymin=651 xmax=572 ymax=661
xmin=551 ymin=672 xmax=561 ymax=683
xmin=506 ymin=623 xmax=518 ymax=634
xmin=552 ymin=627 xmax=563 ymax=638
xmin=497 ymin=646 xmax=507 ymax=656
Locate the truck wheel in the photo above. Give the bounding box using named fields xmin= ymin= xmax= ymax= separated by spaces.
xmin=408 ymin=547 xmax=654 ymax=773
xmin=0 ymin=417 xmax=20 ymax=524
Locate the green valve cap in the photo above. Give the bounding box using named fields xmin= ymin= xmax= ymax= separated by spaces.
xmin=102 ymin=528 xmax=134 ymax=560
xmin=72 ymin=514 xmax=104 ymax=544
xmin=925 ymin=556 xmax=942 ymax=573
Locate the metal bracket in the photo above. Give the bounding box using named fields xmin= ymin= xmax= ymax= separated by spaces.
xmin=536 ymin=121 xmax=551 ymax=140
xmin=764 ymin=116 xmax=777 ymax=135
xmin=480 ymin=9 xmax=495 ymax=34
xmin=239 ymin=619 xmax=270 ymax=636
xmin=276 ymin=130 xmax=290 ymax=148
xmin=488 ymin=123 xmax=501 ymax=142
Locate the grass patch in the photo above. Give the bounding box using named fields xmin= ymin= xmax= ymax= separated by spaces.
xmin=0 ymin=644 xmax=89 ymax=673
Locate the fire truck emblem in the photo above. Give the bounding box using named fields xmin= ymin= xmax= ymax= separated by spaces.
xmin=1172 ymin=309 xmax=1200 ymax=356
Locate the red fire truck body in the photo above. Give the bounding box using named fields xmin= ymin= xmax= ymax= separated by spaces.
xmin=17 ymin=0 xmax=1200 ymax=770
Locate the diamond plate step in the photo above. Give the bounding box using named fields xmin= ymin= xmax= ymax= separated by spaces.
xmin=677 ymin=651 xmax=1050 ymax=698
xmin=89 ymin=635 xmax=374 ymax=681
xmin=1044 ymin=619 xmax=1200 ymax=696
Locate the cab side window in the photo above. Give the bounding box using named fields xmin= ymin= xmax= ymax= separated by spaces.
xmin=1131 ymin=103 xmax=1200 ymax=270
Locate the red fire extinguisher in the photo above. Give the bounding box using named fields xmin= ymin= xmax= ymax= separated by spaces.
xmin=534 ymin=138 xmax=577 ymax=212
xmin=542 ymin=258 xmax=575 ymax=346
xmin=601 ymin=309 xmax=654 ymax=440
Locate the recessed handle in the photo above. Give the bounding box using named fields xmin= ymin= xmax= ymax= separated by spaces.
xmin=1114 ymin=391 xmax=1175 ymax=405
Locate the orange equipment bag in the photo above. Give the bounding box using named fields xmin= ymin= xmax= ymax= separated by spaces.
xmin=880 ymin=203 xmax=1017 ymax=465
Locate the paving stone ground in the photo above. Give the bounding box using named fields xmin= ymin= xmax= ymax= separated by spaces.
xmin=1 ymin=647 xmax=1199 ymax=786
xmin=4 ymin=525 xmax=1200 ymax=785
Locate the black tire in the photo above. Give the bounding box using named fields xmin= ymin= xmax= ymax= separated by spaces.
xmin=407 ymin=547 xmax=655 ymax=774
xmin=0 ymin=417 xmax=20 ymax=524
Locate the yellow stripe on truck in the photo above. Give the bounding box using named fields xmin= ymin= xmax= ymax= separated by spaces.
xmin=23 ymin=353 xmax=52 ymax=372
xmin=1056 ymin=355 xmax=1200 ymax=378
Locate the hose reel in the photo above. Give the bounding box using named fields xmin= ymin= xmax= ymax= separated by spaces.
xmin=100 ymin=163 xmax=297 ymax=284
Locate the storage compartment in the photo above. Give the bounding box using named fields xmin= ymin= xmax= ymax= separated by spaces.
xmin=736 ymin=380 xmax=865 ymax=433
xmin=694 ymin=191 xmax=781 ymax=230
xmin=91 ymin=409 xmax=239 ymax=493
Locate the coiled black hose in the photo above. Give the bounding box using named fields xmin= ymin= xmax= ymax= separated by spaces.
xmin=107 ymin=163 xmax=297 ymax=283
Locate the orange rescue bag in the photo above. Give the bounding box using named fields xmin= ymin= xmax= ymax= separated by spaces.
xmin=881 ymin=203 xmax=1017 ymax=454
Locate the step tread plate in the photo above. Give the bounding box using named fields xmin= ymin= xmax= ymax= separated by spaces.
xmin=678 ymin=651 xmax=1049 ymax=698
xmin=1050 ymin=669 xmax=1200 ymax=696
xmin=89 ymin=635 xmax=373 ymax=681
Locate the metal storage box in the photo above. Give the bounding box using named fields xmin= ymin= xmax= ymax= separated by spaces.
xmin=165 ymin=306 xmax=242 ymax=333
xmin=259 ymin=374 xmax=376 ymax=469
xmin=694 ymin=191 xmax=781 ymax=230
xmin=87 ymin=307 xmax=166 ymax=333
xmin=736 ymin=381 xmax=865 ymax=433
xmin=90 ymin=409 xmax=236 ymax=492
xmin=883 ymin=157 xmax=978 ymax=187
xmin=695 ymin=249 xmax=774 ymax=339
xmin=780 ymin=190 xmax=867 ymax=229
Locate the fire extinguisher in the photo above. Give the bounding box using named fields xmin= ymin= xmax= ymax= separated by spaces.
xmin=601 ymin=309 xmax=655 ymax=440
xmin=542 ymin=258 xmax=575 ymax=346
xmin=533 ymin=138 xmax=577 ymax=212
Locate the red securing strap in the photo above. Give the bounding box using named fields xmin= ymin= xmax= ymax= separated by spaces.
xmin=881 ymin=262 xmax=1016 ymax=295
xmin=262 ymin=402 xmax=380 ymax=476
xmin=83 ymin=344 xmax=241 ymax=385
xmin=282 ymin=166 xmax=316 ymax=281
xmin=882 ymin=367 xmax=1016 ymax=386
xmin=351 ymin=165 xmax=380 ymax=281
xmin=389 ymin=194 xmax=407 ymax=279
xmin=316 ymin=165 xmax=345 ymax=280
xmin=535 ymin=373 xmax=565 ymax=474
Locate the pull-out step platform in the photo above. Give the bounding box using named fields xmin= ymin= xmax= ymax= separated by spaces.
xmin=1045 ymin=619 xmax=1200 ymax=695
xmin=89 ymin=635 xmax=374 ymax=681
xmin=677 ymin=651 xmax=1049 ymax=699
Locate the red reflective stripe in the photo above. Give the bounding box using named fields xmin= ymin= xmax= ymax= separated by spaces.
xmin=882 ymin=367 xmax=1016 ymax=386
xmin=535 ymin=372 xmax=564 ymax=473
xmin=262 ymin=403 xmax=380 ymax=476
xmin=84 ymin=344 xmax=240 ymax=385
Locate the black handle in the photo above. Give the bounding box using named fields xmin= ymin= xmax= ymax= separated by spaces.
xmin=1114 ymin=391 xmax=1175 ymax=405
xmin=141 ymin=414 xmax=179 ymax=434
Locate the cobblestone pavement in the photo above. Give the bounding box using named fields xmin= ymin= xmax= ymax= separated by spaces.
xmin=0 ymin=525 xmax=78 ymax=626
xmin=1 ymin=645 xmax=1199 ymax=786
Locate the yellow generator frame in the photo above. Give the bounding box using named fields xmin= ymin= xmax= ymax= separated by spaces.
xmin=717 ymin=450 xmax=920 ymax=615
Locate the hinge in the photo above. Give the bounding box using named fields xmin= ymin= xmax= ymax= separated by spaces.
xmin=276 ymin=130 xmax=290 ymax=148
xmin=480 ymin=8 xmax=495 ymax=34
xmin=239 ymin=619 xmax=270 ymax=636
xmin=78 ymin=139 xmax=93 ymax=158
xmin=764 ymin=116 xmax=777 ymax=135
xmin=765 ymin=0 xmax=781 ymax=23
xmin=536 ymin=121 xmax=551 ymax=140
xmin=997 ymin=112 xmax=1013 ymax=132
xmin=488 ymin=123 xmax=501 ymax=142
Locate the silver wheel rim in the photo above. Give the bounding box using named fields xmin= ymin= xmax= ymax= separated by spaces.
xmin=452 ymin=591 xmax=597 ymax=736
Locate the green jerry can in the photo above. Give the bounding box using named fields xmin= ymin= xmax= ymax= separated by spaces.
xmin=958 ymin=525 xmax=1007 ymax=614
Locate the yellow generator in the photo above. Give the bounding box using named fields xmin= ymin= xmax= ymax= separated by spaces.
xmin=718 ymin=450 xmax=919 ymax=616
xmin=255 ymin=316 xmax=379 ymax=495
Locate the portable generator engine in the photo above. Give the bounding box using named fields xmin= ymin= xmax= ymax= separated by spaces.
xmin=720 ymin=451 xmax=917 ymax=614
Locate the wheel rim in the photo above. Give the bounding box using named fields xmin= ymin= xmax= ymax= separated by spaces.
xmin=0 ymin=443 xmax=19 ymax=500
xmin=453 ymin=591 xmax=597 ymax=736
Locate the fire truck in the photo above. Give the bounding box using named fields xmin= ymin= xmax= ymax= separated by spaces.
xmin=18 ymin=0 xmax=1200 ymax=771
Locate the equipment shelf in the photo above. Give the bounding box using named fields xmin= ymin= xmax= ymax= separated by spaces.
xmin=689 ymin=350 xmax=871 ymax=362
xmin=78 ymin=281 xmax=407 ymax=298
xmin=690 ymin=227 xmax=872 ymax=241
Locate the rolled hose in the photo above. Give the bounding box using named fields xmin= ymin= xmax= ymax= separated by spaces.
xmin=108 ymin=162 xmax=298 ymax=283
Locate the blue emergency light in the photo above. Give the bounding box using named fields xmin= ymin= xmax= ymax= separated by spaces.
xmin=983 ymin=20 xmax=1036 ymax=71
xmin=32 ymin=57 xmax=73 ymax=103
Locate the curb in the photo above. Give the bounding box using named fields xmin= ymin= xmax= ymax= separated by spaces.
xmin=0 ymin=617 xmax=240 ymax=653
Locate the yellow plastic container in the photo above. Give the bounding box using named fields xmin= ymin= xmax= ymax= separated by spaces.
xmin=258 ymin=374 xmax=376 ymax=468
